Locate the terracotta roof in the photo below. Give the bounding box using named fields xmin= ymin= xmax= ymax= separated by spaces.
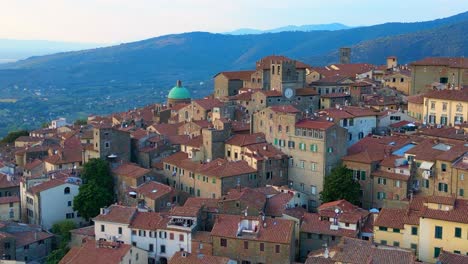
xmin=296 ymin=88 xmax=319 ymax=96
xmin=70 ymin=226 xmax=95 ymax=237
xmin=256 ymin=55 xmax=309 ymax=70
xmin=162 ymin=152 xmax=189 ymax=164
xmin=374 ymin=208 xmax=407 ymax=229
xmin=28 ymin=178 xmax=79 ymax=195
xmin=222 ymin=188 xmax=266 ymax=212
xmin=438 ymin=251 xmax=468 ymax=264
xmin=44 ymin=147 xmax=83 ymax=165
xmin=130 ymin=129 xmax=151 ymax=140
xmin=93 ymin=205 xmax=137 ymax=224
xmin=305 ymin=257 xmax=335 ymax=264
xmin=167 ymin=135 xmax=191 ymax=145
xmin=133 ymin=181 xmax=174 ymax=201
xmin=319 ymin=106 xmax=377 ymax=119
xmin=193 ymin=98 xmax=224 ymax=110
xmin=198 ymin=159 xmax=257 ymax=178
xmin=211 ymin=214 xmax=294 ymax=244
xmin=408 ymin=94 xmax=426 ymax=105
xmin=389 ymin=120 xmax=413 ymax=128
xmin=253 ymin=186 xmax=280 ymax=196
xmin=265 ymin=192 xmax=293 ymax=217
xmin=371 ymin=170 xmax=410 ymax=181
xmin=216 ymin=70 xmax=255 ymax=81
xmin=0 ymin=196 xmax=20 ymax=204
xmin=301 ymin=213 xmax=358 ymax=237
xmin=169 ymin=251 xmax=231 ymax=264
xmin=169 ymin=206 xmax=200 ymax=217
xmin=182 ymin=135 xmax=203 ymax=148
xmin=225 ymin=133 xmax=265 ymax=147
xmin=410 ymin=57 xmax=468 ymax=69
xmin=15 ymin=136 xmax=43 ymax=143
xmin=270 ymin=105 xmax=301 ymax=113
xmin=149 ymin=123 xmax=182 ymax=137
xmin=421 ymin=199 xmax=468 ymax=224
xmin=284 ymin=207 xmax=307 ymax=219
xmin=112 ymin=163 xmax=150 ymax=179
xmin=426 ymin=195 xmax=455 ymax=206
xmin=60 ymin=240 xmax=133 ymax=264
xmin=295 ymin=119 xmax=335 ymax=130
xmin=254 ymin=90 xmax=283 ymax=97
xmin=23 ymin=159 xmax=44 ymax=170
xmin=331 ymin=237 xmax=415 ymax=264
xmin=129 ymin=211 xmax=166 ymax=230
xmin=424 ymin=89 xmax=468 ymax=102
xmin=318 ymin=200 xmax=369 ymax=224
xmin=15 ymin=231 xmax=54 ymax=247
xmin=183 ymin=197 xmax=220 ymax=212
xmin=244 ymin=143 xmax=286 ymax=160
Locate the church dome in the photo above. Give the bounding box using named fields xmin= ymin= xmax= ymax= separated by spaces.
xmin=168 ymin=80 xmax=191 ymax=100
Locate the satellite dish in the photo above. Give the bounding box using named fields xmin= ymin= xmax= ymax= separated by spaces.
xmin=334 ymin=208 xmax=340 ymax=214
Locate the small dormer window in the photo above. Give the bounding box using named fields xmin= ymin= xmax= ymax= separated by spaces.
xmin=64 ymin=187 xmax=70 ymax=194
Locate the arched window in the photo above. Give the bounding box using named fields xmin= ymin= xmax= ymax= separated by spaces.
xmin=358 ymin=132 xmax=364 ymax=139
xmin=184 ymin=111 xmax=189 ymax=120
xmin=272 ymin=66 xmax=275 ymax=75
xmin=286 ymin=126 xmax=289 ymax=133
xmin=64 ymin=187 xmax=70 ymax=194
xmin=286 ymin=69 xmax=291 ymax=78
xmin=278 ymin=125 xmax=282 ymax=132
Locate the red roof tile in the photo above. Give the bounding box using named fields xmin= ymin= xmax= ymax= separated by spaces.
xmin=60 ymin=240 xmax=133 ymax=264
xmin=438 ymin=251 xmax=468 ymax=264
xmin=424 ymin=89 xmax=468 ymax=102
xmin=211 ymin=214 xmax=294 ymax=244
xmin=93 ymin=205 xmax=137 ymax=224
xmin=129 ymin=211 xmax=166 ymax=230
xmin=0 ymin=196 xmax=20 ymax=204
xmin=216 ymin=71 xmax=255 ymax=81
xmin=169 ymin=251 xmax=231 ymax=264
xmin=133 ymin=181 xmax=174 ymax=201
xmin=269 ymin=105 xmax=301 ymax=114
xmin=301 ymin=213 xmax=358 ymax=237
xmin=410 ymin=57 xmax=468 ymax=68
xmin=225 ymin=133 xmax=265 ymax=147
xmin=295 ymin=119 xmax=335 ymax=130
xmin=112 ymin=163 xmax=150 ymax=179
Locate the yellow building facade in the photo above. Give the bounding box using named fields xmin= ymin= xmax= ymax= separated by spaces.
xmin=374 ymin=196 xmax=468 ymax=263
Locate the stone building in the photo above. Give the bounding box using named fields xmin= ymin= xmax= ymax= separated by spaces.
xmin=83 ymin=124 xmax=131 ymax=163
xmin=410 ymin=57 xmax=468 ymax=95
xmin=211 ymin=214 xmax=295 ymax=264
xmin=213 ymin=71 xmax=255 ymax=98
xmin=252 ymin=105 xmax=347 ymax=209
xmin=161 ymin=152 xmax=258 ymax=199
xmin=299 ymin=200 xmax=370 ymax=261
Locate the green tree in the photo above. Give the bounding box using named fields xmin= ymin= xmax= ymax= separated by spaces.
xmin=74 ymin=158 xmax=114 ymax=220
xmin=51 ymin=220 xmax=77 ymax=246
xmin=320 ymin=165 xmax=361 ymax=205
xmin=46 ymin=220 xmax=77 ymax=264
xmin=0 ymin=130 xmax=29 ymax=143
xmin=73 ymin=118 xmax=88 ymax=126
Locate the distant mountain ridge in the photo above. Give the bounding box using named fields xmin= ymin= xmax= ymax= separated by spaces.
xmin=0 ymin=39 xmax=107 ymax=62
xmin=225 ymin=23 xmax=353 ymax=35
xmin=0 ymin=11 xmax=467 ymax=136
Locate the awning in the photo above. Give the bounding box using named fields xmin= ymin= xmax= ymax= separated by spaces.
xmin=128 ymin=191 xmax=137 ymax=196
xmin=419 ymin=161 xmax=434 ymax=170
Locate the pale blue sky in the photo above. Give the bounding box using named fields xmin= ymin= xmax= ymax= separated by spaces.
xmin=1 ymin=0 xmax=467 ymax=43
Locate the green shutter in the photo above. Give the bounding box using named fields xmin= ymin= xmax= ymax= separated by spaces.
xmin=274 ymin=138 xmax=278 ymax=145
xmin=360 ymin=171 xmax=366 ymax=180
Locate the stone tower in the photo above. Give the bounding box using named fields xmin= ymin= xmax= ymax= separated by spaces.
xmin=339 ymin=47 xmax=351 ymax=64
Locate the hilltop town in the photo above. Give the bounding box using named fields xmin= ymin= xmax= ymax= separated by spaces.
xmin=0 ymin=51 xmax=467 ymax=264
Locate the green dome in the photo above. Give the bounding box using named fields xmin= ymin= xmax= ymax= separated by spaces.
xmin=168 ymin=80 xmax=191 ymax=100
